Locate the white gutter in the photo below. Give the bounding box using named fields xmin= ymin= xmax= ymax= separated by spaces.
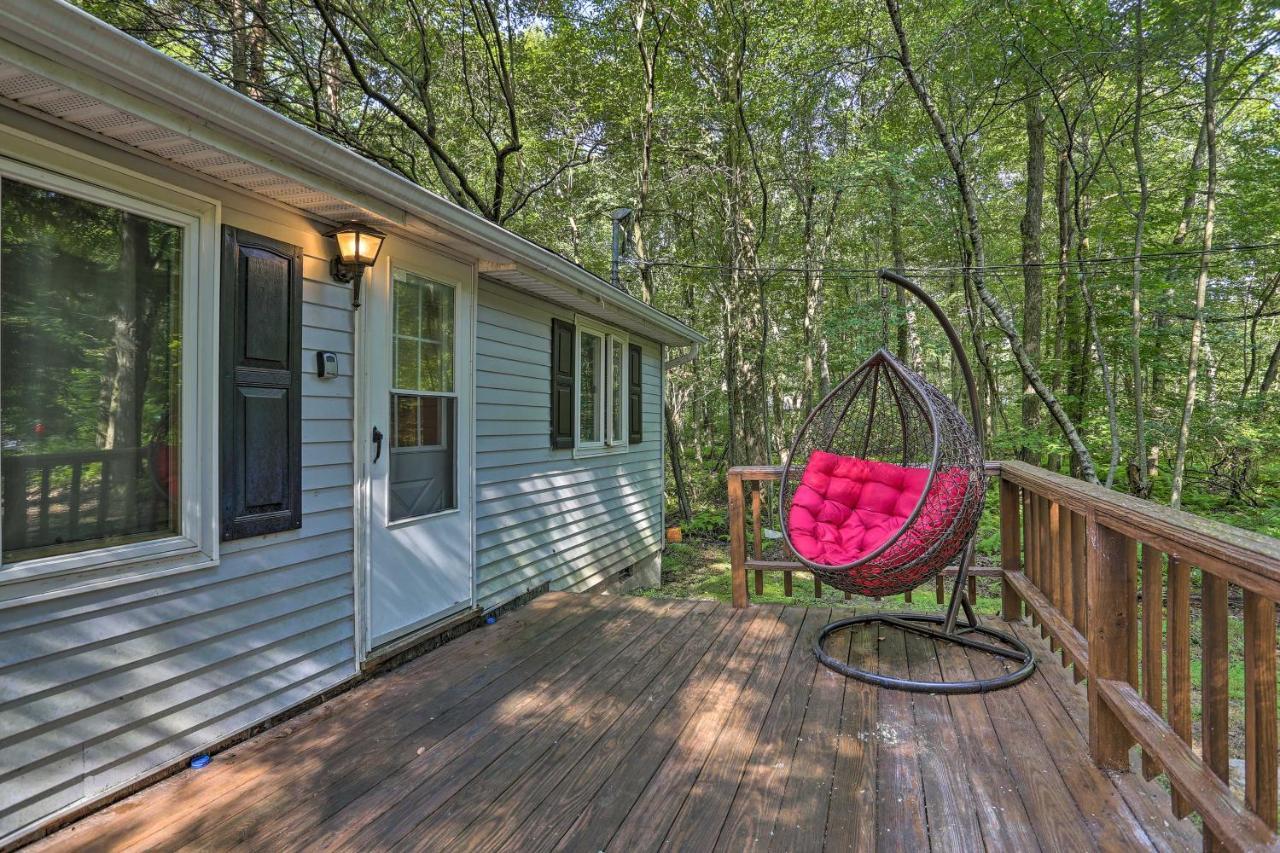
xmin=0 ymin=0 xmax=705 ymax=347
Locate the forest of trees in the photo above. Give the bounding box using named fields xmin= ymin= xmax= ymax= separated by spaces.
xmin=81 ymin=0 xmax=1280 ymax=533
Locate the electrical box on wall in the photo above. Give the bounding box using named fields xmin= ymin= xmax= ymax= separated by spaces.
xmin=316 ymin=350 xmax=338 ymax=379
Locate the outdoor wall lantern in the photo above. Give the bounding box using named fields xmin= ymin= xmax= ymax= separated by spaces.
xmin=325 ymin=222 xmax=385 ymax=308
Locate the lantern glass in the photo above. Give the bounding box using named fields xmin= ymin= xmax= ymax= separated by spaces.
xmin=354 ymin=231 xmax=383 ymax=265
xmin=334 ymin=229 xmax=361 ymax=264
xmin=330 ymin=224 xmax=385 ymax=267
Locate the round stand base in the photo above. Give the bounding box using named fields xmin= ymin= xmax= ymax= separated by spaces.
xmin=814 ymin=613 xmax=1035 ymax=694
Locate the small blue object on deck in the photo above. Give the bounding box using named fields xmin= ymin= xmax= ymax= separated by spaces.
xmin=485 ymin=614 xmax=497 ymax=625
xmin=190 ymin=754 xmax=210 ymax=769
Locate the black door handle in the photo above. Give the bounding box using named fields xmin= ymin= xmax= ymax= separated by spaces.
xmin=372 ymin=426 xmax=384 ymax=463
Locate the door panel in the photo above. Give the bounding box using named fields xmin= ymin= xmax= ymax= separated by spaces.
xmin=365 ymin=256 xmax=473 ymax=648
xmin=389 ymin=393 xmax=456 ymax=520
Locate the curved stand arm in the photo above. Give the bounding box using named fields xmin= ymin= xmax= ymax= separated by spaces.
xmin=878 ymin=269 xmax=985 ymax=456
xmin=879 ymin=269 xmax=987 ymax=635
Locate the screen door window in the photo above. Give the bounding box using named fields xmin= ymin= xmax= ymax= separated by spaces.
xmin=389 ymin=269 xmax=456 ymax=521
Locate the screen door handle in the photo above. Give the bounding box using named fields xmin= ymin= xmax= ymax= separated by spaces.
xmin=372 ymin=426 xmax=384 ymax=463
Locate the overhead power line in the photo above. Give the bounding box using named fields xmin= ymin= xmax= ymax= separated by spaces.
xmin=628 ymin=241 xmax=1280 ymax=277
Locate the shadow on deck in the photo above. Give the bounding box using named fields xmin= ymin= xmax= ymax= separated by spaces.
xmin=32 ymin=592 xmax=1199 ymax=851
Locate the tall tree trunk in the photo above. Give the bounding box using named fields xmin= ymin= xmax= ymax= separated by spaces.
xmin=885 ymin=0 xmax=1098 ymax=482
xmin=1241 ymin=274 xmax=1279 ymax=396
xmin=957 ymin=213 xmax=1000 ymax=439
xmin=1065 ymin=183 xmax=1087 ymax=435
xmin=105 ymin=215 xmax=151 ymax=453
xmin=1073 ymin=200 xmax=1121 ymax=487
xmin=1020 ymin=96 xmax=1045 ymax=463
xmin=665 ymin=401 xmax=691 ymax=521
xmin=1046 ymin=147 xmax=1072 ymax=474
xmin=1171 ymin=0 xmax=1218 ymax=509
xmin=1260 ymin=337 xmax=1280 ymax=396
xmin=630 ymin=0 xmax=661 ymax=305
xmin=1052 ymin=147 xmax=1073 ymax=396
xmin=1130 ymin=0 xmax=1152 ymax=497
xmin=722 ymin=179 xmax=767 ymax=466
xmin=229 ymin=0 xmax=266 ymax=99
xmin=1172 ymin=122 xmax=1208 ymax=246
xmin=721 ymin=289 xmax=740 ymax=468
xmin=718 ymin=11 xmax=768 ymax=467
xmin=799 ymin=185 xmax=838 ymax=412
xmin=887 ymin=174 xmax=922 ymax=370
xmin=629 ymin=0 xmax=690 ymax=519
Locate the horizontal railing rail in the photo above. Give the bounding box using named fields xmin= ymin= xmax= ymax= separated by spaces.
xmin=726 ymin=459 xmax=1280 ymax=851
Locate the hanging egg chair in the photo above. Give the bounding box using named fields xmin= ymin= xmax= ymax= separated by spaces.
xmin=782 ymin=269 xmax=1035 ymax=693
xmin=780 ymin=348 xmax=984 ymax=597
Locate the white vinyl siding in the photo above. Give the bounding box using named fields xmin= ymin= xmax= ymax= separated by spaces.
xmin=0 ymin=246 xmax=357 ymax=840
xmin=473 ymin=278 xmax=663 ymax=609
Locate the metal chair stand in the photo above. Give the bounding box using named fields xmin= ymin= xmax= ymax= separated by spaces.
xmin=813 ymin=554 xmax=1035 ymax=694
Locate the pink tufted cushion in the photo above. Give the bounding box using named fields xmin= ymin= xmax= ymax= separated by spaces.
xmin=787 ymin=450 xmax=968 ymax=568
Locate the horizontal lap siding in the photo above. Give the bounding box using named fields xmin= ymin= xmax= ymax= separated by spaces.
xmin=0 ymin=272 xmax=357 ymax=842
xmin=474 ymin=279 xmax=664 ymax=610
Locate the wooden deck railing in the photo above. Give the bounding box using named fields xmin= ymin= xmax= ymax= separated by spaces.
xmin=727 ymin=460 xmax=1280 ymax=851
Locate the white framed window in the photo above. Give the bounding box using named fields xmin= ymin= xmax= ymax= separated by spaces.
xmin=573 ymin=317 xmax=627 ymax=456
xmin=0 ymin=153 xmax=219 ymax=594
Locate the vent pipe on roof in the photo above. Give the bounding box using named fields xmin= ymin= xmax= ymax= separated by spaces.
xmin=610 ymin=207 xmax=632 ymax=292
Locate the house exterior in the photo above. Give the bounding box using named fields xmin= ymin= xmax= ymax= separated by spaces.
xmin=0 ymin=1 xmax=703 ymax=845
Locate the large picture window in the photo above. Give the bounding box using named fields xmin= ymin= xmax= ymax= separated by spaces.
xmin=1 ymin=177 xmax=183 ymax=563
xmin=0 ymin=154 xmax=216 ymax=589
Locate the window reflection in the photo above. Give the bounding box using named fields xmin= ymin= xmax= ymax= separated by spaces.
xmin=1 ymin=178 xmax=182 ymax=562
xmin=579 ymin=331 xmax=602 ymax=444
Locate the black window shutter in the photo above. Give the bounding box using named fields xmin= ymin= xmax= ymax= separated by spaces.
xmin=550 ymin=318 xmax=575 ymax=449
xmin=220 ymin=226 xmax=303 ymax=540
xmin=628 ymin=343 xmax=643 ymax=444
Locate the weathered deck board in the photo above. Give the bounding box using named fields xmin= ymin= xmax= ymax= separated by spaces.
xmin=822 ymin=620 xmax=878 ymax=853
xmin=714 ymin=606 xmax=833 ymax=852
xmin=902 ymin=629 xmax=983 ymax=850
xmin=874 ymin=628 xmax=929 ymax=853
xmin=30 ymin=593 xmax=1200 ymax=852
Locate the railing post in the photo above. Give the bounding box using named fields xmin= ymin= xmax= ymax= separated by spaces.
xmin=1086 ymin=512 xmax=1135 ymax=770
xmin=1168 ymin=556 xmax=1192 ymax=818
xmin=1202 ymin=571 xmax=1230 ymax=852
xmin=999 ymin=477 xmax=1021 ymax=621
xmin=1140 ymin=546 xmax=1164 ymax=781
xmin=751 ymin=482 xmax=764 ymax=596
xmin=1046 ymin=501 xmax=1061 ymax=653
xmin=1244 ymin=590 xmax=1278 ymax=831
xmin=728 ymin=470 xmax=749 ymax=609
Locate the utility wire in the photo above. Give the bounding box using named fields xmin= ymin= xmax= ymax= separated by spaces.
xmin=625 ymin=240 xmax=1280 ymax=276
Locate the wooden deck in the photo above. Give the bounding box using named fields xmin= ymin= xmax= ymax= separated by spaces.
xmin=32 ymin=592 xmax=1200 ymax=852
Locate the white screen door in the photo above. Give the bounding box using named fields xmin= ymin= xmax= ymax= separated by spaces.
xmin=365 ymin=257 xmax=473 ymax=648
